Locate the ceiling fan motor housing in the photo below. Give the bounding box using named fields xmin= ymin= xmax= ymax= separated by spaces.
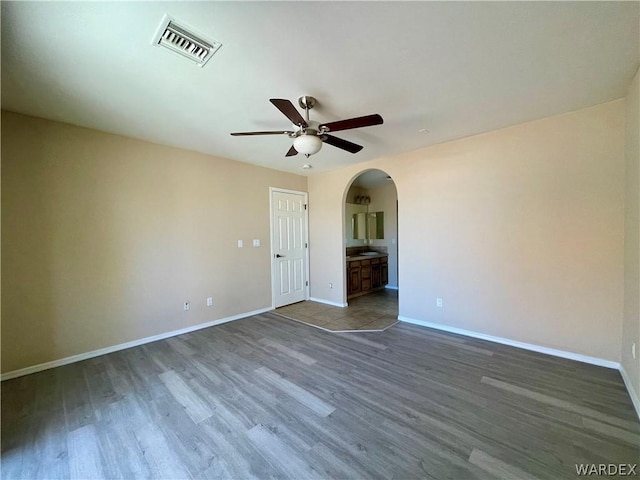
xmin=292 ymin=120 xmax=323 ymax=137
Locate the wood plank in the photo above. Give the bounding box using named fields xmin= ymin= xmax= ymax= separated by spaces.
xmin=246 ymin=424 xmax=322 ymax=479
xmin=468 ymin=448 xmax=541 ymax=480
xmin=581 ymin=417 xmax=640 ymax=446
xmin=94 ymin=397 xmax=151 ymax=479
xmin=253 ymin=366 xmax=336 ymax=417
xmin=158 ymin=370 xmax=213 ymax=424
xmin=258 ymin=338 xmax=318 ymax=365
xmin=67 ymin=424 xmax=105 ymax=479
xmin=481 ymin=376 xmax=638 ymax=430
xmin=133 ymin=422 xmax=191 ymax=479
xmin=334 ymin=332 xmax=388 ymax=350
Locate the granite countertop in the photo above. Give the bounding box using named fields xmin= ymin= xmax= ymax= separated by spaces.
xmin=346 ymin=252 xmax=388 ymax=261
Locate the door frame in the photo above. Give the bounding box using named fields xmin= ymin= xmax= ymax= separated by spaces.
xmin=269 ymin=187 xmax=310 ymax=309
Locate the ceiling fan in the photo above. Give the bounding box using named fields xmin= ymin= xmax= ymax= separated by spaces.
xmin=230 ymin=96 xmax=383 ymax=158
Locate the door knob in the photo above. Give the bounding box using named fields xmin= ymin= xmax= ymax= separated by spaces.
xmin=275 ymin=254 xmax=285 ymax=258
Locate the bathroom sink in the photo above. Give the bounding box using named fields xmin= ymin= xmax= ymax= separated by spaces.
xmin=361 ymin=252 xmax=379 ymax=256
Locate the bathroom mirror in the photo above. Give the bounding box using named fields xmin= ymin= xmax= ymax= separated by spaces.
xmin=346 ymin=204 xmax=384 ymax=243
xmin=354 ymin=212 xmax=368 ymax=240
xmin=368 ymin=211 xmax=384 ymax=239
xmin=345 ymin=203 xmax=368 ymax=245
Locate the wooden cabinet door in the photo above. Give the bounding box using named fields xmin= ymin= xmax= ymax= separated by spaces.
xmin=372 ymin=264 xmax=381 ymax=288
xmin=349 ymin=264 xmax=361 ymax=295
xmin=370 ymin=258 xmax=381 ymax=289
xmin=381 ymin=262 xmax=388 ymax=285
xmin=360 ymin=260 xmax=371 ymax=292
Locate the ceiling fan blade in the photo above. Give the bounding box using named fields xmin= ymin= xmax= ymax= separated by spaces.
xmin=230 ymin=130 xmax=293 ymax=136
xmin=320 ymin=114 xmax=383 ymax=133
xmin=270 ymin=99 xmax=308 ymax=127
xmin=285 ymin=145 xmax=298 ymax=157
xmin=321 ymin=134 xmax=363 ymax=154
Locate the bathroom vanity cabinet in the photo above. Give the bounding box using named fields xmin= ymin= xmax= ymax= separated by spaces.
xmin=347 ymin=254 xmax=388 ymax=299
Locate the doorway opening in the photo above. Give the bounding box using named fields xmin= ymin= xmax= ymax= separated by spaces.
xmin=343 ymin=169 xmax=398 ymax=323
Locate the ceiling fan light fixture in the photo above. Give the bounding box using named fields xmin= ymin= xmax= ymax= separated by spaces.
xmin=293 ymin=134 xmax=322 ymax=156
xmin=230 ymin=96 xmax=382 ymax=157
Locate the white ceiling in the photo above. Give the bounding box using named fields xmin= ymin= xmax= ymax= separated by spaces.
xmin=2 ymin=2 xmax=638 ymax=175
xmin=352 ymin=169 xmax=394 ymax=189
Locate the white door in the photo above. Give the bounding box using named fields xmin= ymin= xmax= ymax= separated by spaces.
xmin=271 ymin=188 xmax=308 ymax=308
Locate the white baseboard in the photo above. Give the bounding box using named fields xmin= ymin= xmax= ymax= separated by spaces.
xmin=619 ymin=364 xmax=640 ymax=419
xmin=1 ymin=307 xmax=272 ymax=381
xmin=385 ymin=285 xmax=399 ymax=290
xmin=309 ymin=297 xmax=347 ymax=308
xmin=398 ymin=316 xmax=620 ymax=369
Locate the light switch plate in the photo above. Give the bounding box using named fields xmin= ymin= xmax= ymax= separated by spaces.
xmin=237 ymin=240 xmax=243 ymax=248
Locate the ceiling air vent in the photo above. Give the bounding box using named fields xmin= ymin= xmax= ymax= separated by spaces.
xmin=151 ymin=14 xmax=222 ymax=67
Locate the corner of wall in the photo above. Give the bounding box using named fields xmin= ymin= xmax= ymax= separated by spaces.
xmin=621 ymin=66 xmax=640 ymax=413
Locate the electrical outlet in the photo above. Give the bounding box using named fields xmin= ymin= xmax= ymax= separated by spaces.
xmin=436 ymin=297 xmax=443 ymax=308
xmin=633 ymin=342 xmax=636 ymax=360
xmin=329 ymin=283 xmax=333 ymax=289
xmin=206 ymin=297 xmax=213 ymax=307
xmin=183 ymin=301 xmax=190 ymax=311
xmin=237 ymin=240 xmax=243 ymax=248
xmin=253 ymin=239 xmax=260 ymax=247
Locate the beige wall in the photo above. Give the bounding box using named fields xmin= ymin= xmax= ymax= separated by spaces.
xmin=622 ymin=68 xmax=640 ymax=400
xmin=1 ymin=111 xmax=306 ymax=373
xmin=309 ymin=100 xmax=625 ymax=361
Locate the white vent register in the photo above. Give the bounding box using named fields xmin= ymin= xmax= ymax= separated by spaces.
xmin=152 ymin=14 xmax=222 ymax=67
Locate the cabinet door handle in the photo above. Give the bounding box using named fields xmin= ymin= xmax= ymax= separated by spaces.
xmin=275 ymin=254 xmax=285 ymax=258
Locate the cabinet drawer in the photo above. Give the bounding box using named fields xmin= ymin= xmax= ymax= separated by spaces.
xmin=381 ymin=256 xmax=388 ymax=264
xmin=348 ymin=260 xmax=361 ymax=268
xmin=371 ymin=258 xmax=380 ymax=265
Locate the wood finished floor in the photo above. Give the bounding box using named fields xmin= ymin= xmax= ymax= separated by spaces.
xmin=2 ymin=313 xmax=638 ymax=480
xmin=275 ymin=289 xmax=398 ymax=332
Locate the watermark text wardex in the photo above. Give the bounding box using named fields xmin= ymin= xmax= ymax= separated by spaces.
xmin=575 ymin=464 xmax=637 ymax=476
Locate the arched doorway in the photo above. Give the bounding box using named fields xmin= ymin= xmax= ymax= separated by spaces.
xmin=343 ymin=169 xmax=398 ymax=317
xmin=273 ymin=168 xmax=398 ymax=333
